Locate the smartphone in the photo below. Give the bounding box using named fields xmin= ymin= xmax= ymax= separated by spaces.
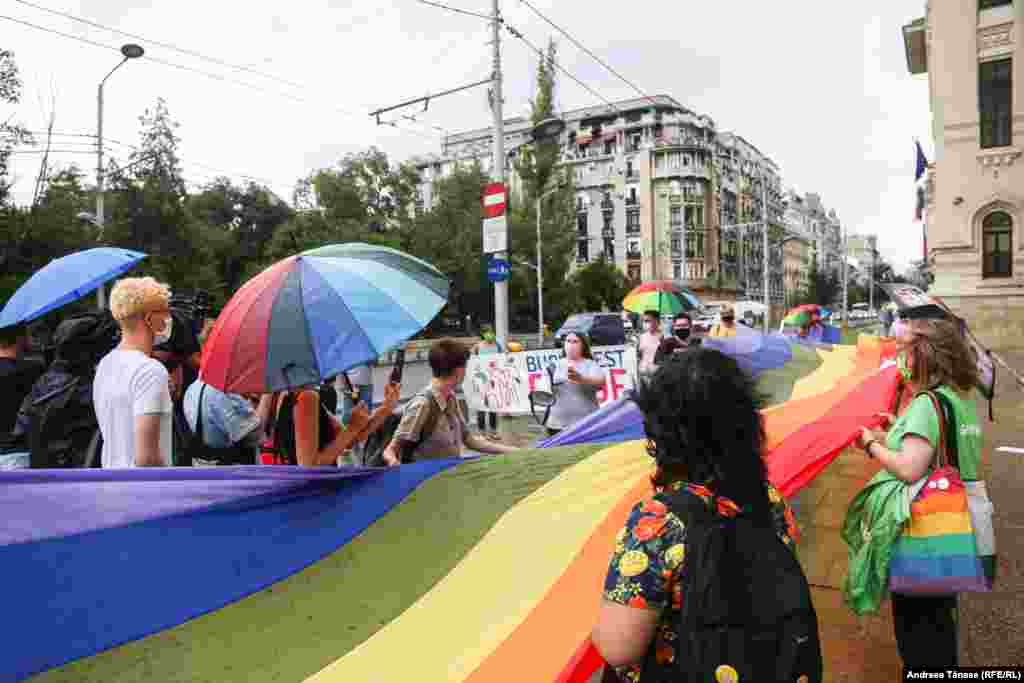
xmin=390 ymin=348 xmax=406 ymax=385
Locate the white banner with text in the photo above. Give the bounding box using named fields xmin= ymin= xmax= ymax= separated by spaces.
xmin=464 ymin=345 xmax=638 ymax=415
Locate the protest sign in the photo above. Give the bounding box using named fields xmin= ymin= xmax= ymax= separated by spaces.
xmin=464 ymin=345 xmax=638 ymax=415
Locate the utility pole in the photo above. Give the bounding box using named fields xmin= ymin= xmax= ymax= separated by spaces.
xmin=869 ymin=241 xmax=876 ymax=313
xmin=490 ymin=0 xmax=509 ymax=350
xmin=841 ymin=225 xmax=849 ymax=328
xmin=762 ymin=171 xmax=769 ymax=332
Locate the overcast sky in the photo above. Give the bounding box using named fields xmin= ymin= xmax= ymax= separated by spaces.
xmin=3 ymin=0 xmax=931 ymax=272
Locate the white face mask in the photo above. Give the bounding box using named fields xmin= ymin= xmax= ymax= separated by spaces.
xmin=150 ymin=315 xmax=172 ymax=346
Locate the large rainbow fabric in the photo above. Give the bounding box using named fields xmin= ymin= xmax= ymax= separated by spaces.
xmin=4 ymin=335 xmax=897 ymax=683
xmin=887 ymin=467 xmax=989 ymax=595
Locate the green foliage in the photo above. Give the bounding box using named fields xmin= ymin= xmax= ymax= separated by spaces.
xmin=407 ymin=162 xmax=491 ymax=322
xmin=0 ymin=50 xmax=33 ymax=206
xmin=802 ymin=259 xmax=841 ymax=307
xmin=566 ymin=259 xmax=629 ymax=313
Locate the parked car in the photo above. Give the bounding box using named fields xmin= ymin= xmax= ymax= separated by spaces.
xmin=554 ymin=312 xmax=627 ymax=348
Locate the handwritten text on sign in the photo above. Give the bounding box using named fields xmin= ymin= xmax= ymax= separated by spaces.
xmin=465 ymin=345 xmax=637 ymax=415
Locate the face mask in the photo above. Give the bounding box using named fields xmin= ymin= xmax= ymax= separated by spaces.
xmin=150 ymin=316 xmax=172 ymax=346
xmin=674 ymin=328 xmax=691 ymax=340
xmin=722 ymin=316 xmax=735 ymax=324
xmin=897 ymin=351 xmax=912 ymax=382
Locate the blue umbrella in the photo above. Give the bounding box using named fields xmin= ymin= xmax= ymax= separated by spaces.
xmin=0 ymin=247 xmax=147 ymax=327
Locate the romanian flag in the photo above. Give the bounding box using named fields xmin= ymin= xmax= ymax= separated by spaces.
xmin=914 ymin=141 xmax=928 ymax=222
xmin=3 ymin=335 xmax=898 ymax=683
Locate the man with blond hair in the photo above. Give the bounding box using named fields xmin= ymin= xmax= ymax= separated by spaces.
xmin=93 ymin=277 xmax=174 ymax=468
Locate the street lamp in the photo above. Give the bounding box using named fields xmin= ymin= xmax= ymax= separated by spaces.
xmin=95 ymin=43 xmax=144 ymax=310
xmin=531 ymin=116 xmax=566 ymax=346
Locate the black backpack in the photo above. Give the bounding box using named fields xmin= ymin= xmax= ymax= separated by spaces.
xmin=361 ymin=391 xmax=442 ymax=467
xmin=644 ymin=487 xmax=823 ymax=683
xmin=27 ymin=377 xmax=99 ymax=469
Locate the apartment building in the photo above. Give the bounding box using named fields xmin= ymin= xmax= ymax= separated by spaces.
xmin=847 ymin=234 xmax=879 ymax=286
xmin=411 ymin=95 xmax=791 ymax=302
xmin=903 ymin=0 xmax=1024 ymax=346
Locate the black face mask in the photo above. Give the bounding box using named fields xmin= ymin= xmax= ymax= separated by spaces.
xmin=674 ymin=328 xmax=691 ymax=340
xmin=722 ymin=316 xmax=735 ymax=324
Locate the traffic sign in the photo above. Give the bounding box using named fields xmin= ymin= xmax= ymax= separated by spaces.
xmin=482 ymin=182 xmax=508 ymax=255
xmin=482 ymin=182 xmax=506 ymax=218
xmin=486 ymin=257 xmax=511 ymax=282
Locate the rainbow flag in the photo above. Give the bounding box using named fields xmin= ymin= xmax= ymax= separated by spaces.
xmin=4 ymin=336 xmax=899 ymax=682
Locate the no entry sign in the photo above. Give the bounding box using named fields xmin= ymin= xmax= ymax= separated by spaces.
xmin=482 ymin=182 xmax=507 ymax=254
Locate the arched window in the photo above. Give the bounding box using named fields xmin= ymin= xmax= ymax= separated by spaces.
xmin=982 ymin=211 xmax=1013 ymax=278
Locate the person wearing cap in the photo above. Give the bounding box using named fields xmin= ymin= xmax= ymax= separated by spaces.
xmin=94 ymin=277 xmax=175 ymax=468
xmin=708 ymin=304 xmax=738 ymax=338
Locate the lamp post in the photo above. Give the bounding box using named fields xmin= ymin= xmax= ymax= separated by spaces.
xmin=95 ymin=43 xmax=144 ymax=310
xmin=531 ymin=116 xmax=566 ymax=347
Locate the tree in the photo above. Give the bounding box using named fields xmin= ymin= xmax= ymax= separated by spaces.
xmin=802 ymin=259 xmax=841 ymax=307
xmin=566 ymin=259 xmax=629 ymax=313
xmin=408 ymin=162 xmax=491 ymax=323
xmin=0 ymin=50 xmax=33 ymax=206
xmin=295 ymin=147 xmax=419 ymax=248
xmin=190 ymin=178 xmax=293 ymax=292
xmin=507 ymin=38 xmax=577 ymax=325
xmin=105 ymin=98 xmax=223 ymax=300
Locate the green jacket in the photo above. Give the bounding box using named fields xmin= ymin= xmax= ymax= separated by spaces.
xmin=841 ymin=469 xmax=909 ymax=615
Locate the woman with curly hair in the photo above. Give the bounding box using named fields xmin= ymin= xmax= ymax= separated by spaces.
xmin=591 ymin=348 xmax=801 ymax=681
xmin=855 ymin=316 xmax=988 ymax=671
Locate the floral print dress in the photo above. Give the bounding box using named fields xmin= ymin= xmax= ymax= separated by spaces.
xmin=602 ymin=481 xmax=800 ymax=682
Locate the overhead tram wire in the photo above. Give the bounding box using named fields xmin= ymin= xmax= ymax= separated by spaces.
xmin=516 ymin=0 xmax=657 ymax=106
xmin=0 ymin=14 xmax=442 ymax=145
xmin=501 ymin=20 xmax=620 ymax=113
xmin=13 ymin=0 xmax=307 ymax=90
xmin=12 ymin=0 xmax=450 ymax=142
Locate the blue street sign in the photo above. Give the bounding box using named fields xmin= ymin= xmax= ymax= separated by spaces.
xmin=486 ymin=257 xmax=511 ymax=283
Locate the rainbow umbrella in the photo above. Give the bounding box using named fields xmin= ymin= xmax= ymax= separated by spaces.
xmin=622 ymin=280 xmax=700 ymax=316
xmin=201 ymin=243 xmax=449 ymax=394
xmin=782 ymin=304 xmax=824 ymax=327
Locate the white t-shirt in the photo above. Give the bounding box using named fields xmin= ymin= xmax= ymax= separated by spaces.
xmin=93 ymin=349 xmax=173 ymax=468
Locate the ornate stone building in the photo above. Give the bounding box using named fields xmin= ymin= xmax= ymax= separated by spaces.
xmin=903 ymin=1 xmax=1024 ymax=346
xmin=412 ymin=95 xmax=803 ymax=304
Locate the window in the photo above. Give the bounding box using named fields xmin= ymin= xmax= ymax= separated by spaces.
xmin=979 ymin=0 xmax=1012 ymax=9
xmin=604 ymin=140 xmax=615 ymax=156
xmin=983 ymin=211 xmax=1013 ymax=277
xmin=577 ymin=213 xmax=588 ymax=236
xmin=603 ymin=210 xmax=614 ymax=231
xmin=627 ymin=238 xmax=641 ymax=257
xmin=980 ymin=59 xmax=1012 ymax=149
xmin=628 ymin=187 xmax=638 ymax=205
xmin=604 ymin=239 xmax=615 ymax=260
xmin=627 ymin=209 xmax=640 ymax=234
xmin=673 ymin=262 xmax=682 ymax=279
xmin=670 ymin=206 xmax=682 ymax=227
xmin=671 ymin=236 xmax=682 ymax=254
xmin=577 ymin=239 xmax=589 ymax=263
xmin=628 ymin=264 xmax=641 ymax=281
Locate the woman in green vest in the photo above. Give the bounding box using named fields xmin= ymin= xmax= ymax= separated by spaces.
xmin=855 ymin=316 xmax=986 ymax=673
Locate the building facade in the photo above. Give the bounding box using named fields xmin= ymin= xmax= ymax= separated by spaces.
xmin=847 ymin=233 xmax=879 ymax=286
xmin=904 ymin=0 xmax=1024 ymax=347
xmin=412 ymin=95 xmax=832 ymax=306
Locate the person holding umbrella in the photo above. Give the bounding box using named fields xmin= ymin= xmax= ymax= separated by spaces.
xmin=263 ymin=380 xmax=399 ymax=467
